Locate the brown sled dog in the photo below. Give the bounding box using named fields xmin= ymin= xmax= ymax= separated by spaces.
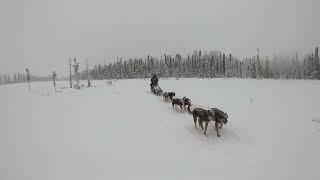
xmin=192 ymin=108 xmax=215 ymax=136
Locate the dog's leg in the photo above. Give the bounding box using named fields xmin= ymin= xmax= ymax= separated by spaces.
xmin=193 ymin=114 xmax=197 ymax=128
xmin=204 ymin=121 xmax=209 ymax=136
xmin=215 ymin=122 xmax=221 ymax=137
xmin=199 ymin=119 xmax=204 ymax=130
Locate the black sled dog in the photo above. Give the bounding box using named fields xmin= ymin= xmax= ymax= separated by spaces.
xmin=163 ymin=92 xmax=175 ymax=101
xmin=210 ymin=108 xmax=228 ymax=137
xmin=172 ymin=98 xmax=184 ymax=110
xmin=182 ymin=96 xmax=191 ymax=110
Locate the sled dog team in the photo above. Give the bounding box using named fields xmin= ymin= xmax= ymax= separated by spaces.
xmin=150 ymin=74 xmax=228 ymax=137
xmin=162 ymin=91 xmax=228 ymax=137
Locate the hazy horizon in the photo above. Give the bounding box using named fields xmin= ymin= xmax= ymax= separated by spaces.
xmin=1 ymin=0 xmax=319 ymax=76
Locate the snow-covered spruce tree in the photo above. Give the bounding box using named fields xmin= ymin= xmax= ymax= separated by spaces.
xmin=137 ymin=58 xmax=143 ymax=78
xmin=159 ymin=59 xmax=165 ymax=78
xmin=127 ymin=58 xmax=133 ymax=79
xmin=222 ymin=53 xmax=226 ymax=77
xmin=256 ymin=49 xmax=264 ymax=79
xmin=73 ymin=57 xmax=80 ymax=89
xmin=239 ymin=61 xmax=243 ymax=78
xmin=251 ymin=57 xmax=257 ymax=79
xmin=155 ymin=58 xmax=161 ymax=78
xmin=184 ymin=55 xmax=190 ymax=77
xmin=174 ymin=53 xmax=182 ymax=79
xmin=169 ymin=56 xmax=175 ymax=77
xmin=227 ymin=53 xmax=232 ymax=78
xmin=26 ymin=68 xmax=31 ymax=92
xmin=162 ymin=59 xmax=169 ymax=78
xmin=303 ymin=55 xmax=311 ymax=78
xmin=86 ymin=59 xmax=91 ymax=87
xmin=235 ymin=60 xmax=239 ymax=78
xmin=298 ymin=54 xmax=303 ymax=79
xmin=315 ymin=47 xmax=320 ymax=79
xmin=69 ymin=58 xmax=73 ymax=88
xmin=97 ymin=64 xmax=103 ymax=80
xmin=208 ymin=56 xmax=216 ymax=78
xmin=294 ymin=54 xmax=301 ymax=79
xmin=264 ymin=56 xmax=271 ymax=78
xmin=216 ymin=53 xmax=220 ymax=77
xmin=124 ymin=60 xmax=129 ymax=79
xmin=202 ymin=51 xmax=209 ymax=78
xmin=52 ymin=71 xmax=57 ymax=92
xmin=303 ymin=58 xmax=307 ymax=79
xmin=217 ymin=52 xmax=221 ymax=77
xmin=301 ymin=51 xmax=314 ymax=79
xmin=272 ymin=55 xmax=279 ymax=79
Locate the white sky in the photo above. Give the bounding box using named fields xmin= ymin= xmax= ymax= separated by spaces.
xmin=0 ymin=0 xmax=319 ymax=76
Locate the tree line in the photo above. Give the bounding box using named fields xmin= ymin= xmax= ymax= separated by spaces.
xmin=0 ymin=72 xmax=52 ymax=85
xmin=1 ymin=47 xmax=319 ymax=85
xmin=89 ymin=47 xmax=319 ymax=80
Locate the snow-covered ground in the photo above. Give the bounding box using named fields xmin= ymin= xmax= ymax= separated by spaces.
xmin=1 ymin=79 xmax=320 ymax=180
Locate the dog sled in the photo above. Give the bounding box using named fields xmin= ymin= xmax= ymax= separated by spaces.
xmin=150 ymin=84 xmax=163 ymax=96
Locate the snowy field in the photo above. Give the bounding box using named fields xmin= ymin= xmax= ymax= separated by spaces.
xmin=1 ymin=78 xmax=320 ymax=180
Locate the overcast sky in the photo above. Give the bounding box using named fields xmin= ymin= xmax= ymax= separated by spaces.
xmin=0 ymin=0 xmax=319 ymax=76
